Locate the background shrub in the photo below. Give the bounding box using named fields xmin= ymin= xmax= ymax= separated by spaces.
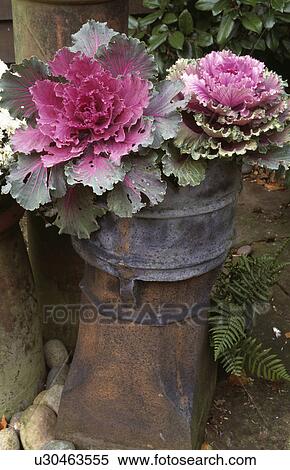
xmin=129 ymin=0 xmax=290 ymax=79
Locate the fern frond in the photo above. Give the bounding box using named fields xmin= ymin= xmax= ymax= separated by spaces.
xmin=209 ymin=303 xmax=246 ymax=360
xmin=219 ymin=348 xmax=244 ymax=376
xmin=241 ymin=337 xmax=290 ymax=382
xmin=209 ymin=247 xmax=290 ymax=383
xmin=213 ymin=253 xmax=287 ymax=308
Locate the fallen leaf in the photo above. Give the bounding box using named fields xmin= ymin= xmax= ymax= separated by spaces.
xmin=228 ymin=374 xmax=252 ymax=386
xmin=264 ymin=183 xmax=285 ymax=191
xmin=201 ymin=442 xmax=213 ymax=450
xmin=0 ymin=416 xmax=7 ymax=430
xmin=285 ymin=332 xmax=290 ymax=339
xmin=256 ymin=178 xmax=265 ymax=186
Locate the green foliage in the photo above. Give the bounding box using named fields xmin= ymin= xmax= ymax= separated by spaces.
xmin=209 ymin=243 xmax=290 ymax=382
xmin=243 ymin=336 xmax=290 ymax=381
xmin=213 ymin=251 xmax=287 ymax=305
xmin=209 ymin=304 xmax=246 ymax=360
xmin=129 ymin=0 xmax=290 ymax=77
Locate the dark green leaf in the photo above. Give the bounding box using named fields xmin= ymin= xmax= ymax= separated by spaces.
xmin=178 ymin=9 xmax=194 ymax=35
xmin=160 ymin=0 xmax=170 ymax=9
xmin=196 ymin=30 xmax=214 ymax=47
xmin=241 ymin=35 xmax=265 ymax=52
xmin=271 ymin=0 xmax=285 ymax=12
xmin=143 ymin=0 xmax=161 ymax=8
xmin=182 ymin=39 xmax=193 ymax=58
xmin=266 ymin=30 xmax=279 ymax=50
xmin=241 ymin=12 xmax=263 ymax=34
xmin=152 ymin=23 xmax=168 ymax=35
xmin=195 ymin=0 xmax=219 ymax=11
xmin=168 ymin=31 xmax=185 ymax=49
xmin=212 ymin=0 xmax=232 ymax=16
xmin=217 ymin=14 xmax=235 ymax=45
xmin=154 ymin=51 xmax=166 ymax=76
xmin=263 ymin=13 xmax=276 ymax=29
xmin=128 ymin=15 xmax=138 ymax=30
xmin=242 ymin=0 xmax=259 ymax=5
xmin=228 ymin=40 xmax=242 ymax=54
xmin=240 ymin=36 xmax=255 ymax=49
xmin=254 ymin=38 xmax=266 ymax=50
xmin=163 ymin=12 xmax=178 ymax=24
xmin=139 ymin=11 xmax=162 ymax=28
xmin=148 ymin=32 xmax=168 ymax=52
xmin=282 ymin=38 xmax=290 ymax=51
xmin=192 ymin=45 xmax=203 ymax=58
xmin=275 ymin=12 xmax=290 ymax=21
xmin=135 ymin=31 xmax=145 ymax=40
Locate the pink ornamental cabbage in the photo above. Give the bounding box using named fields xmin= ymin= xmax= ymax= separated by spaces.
xmin=0 ymin=21 xmax=183 ymax=238
xmin=17 ymin=54 xmax=152 ymax=167
xmin=167 ymin=51 xmax=290 ymax=169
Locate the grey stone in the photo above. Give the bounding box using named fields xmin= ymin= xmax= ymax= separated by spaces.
xmin=9 ymin=412 xmax=23 ymax=435
xmin=20 ymin=405 xmax=56 ymax=450
xmin=0 ymin=428 xmax=20 ymax=450
xmin=41 ymin=440 xmax=76 ymax=450
xmin=46 ymin=365 xmax=69 ymax=389
xmin=237 ymin=245 xmax=252 ymax=256
xmin=44 ymin=339 xmax=69 ymax=369
xmin=34 ymin=385 xmax=64 ymax=415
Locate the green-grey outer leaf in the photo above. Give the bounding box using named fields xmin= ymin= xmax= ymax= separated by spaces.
xmin=0 ymin=57 xmax=49 ymax=120
xmin=53 ymin=186 xmax=106 ymax=239
xmin=162 ymin=147 xmax=206 ymax=187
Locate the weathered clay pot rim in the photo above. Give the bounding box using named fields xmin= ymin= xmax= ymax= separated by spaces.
xmin=0 ymin=196 xmax=25 ymax=234
xmin=73 ymin=160 xmax=241 ymax=283
xmin=135 ymin=190 xmax=238 ymax=219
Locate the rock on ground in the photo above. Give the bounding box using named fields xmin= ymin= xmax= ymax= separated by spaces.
xmin=0 ymin=428 xmax=20 ymax=450
xmin=9 ymin=412 xmax=23 ymax=435
xmin=34 ymin=385 xmax=64 ymax=415
xmin=20 ymin=405 xmax=57 ymax=450
xmin=236 ymin=244 xmax=252 ymax=256
xmin=46 ymin=365 xmax=69 ymax=389
xmin=44 ymin=339 xmax=69 ymax=369
xmin=41 ymin=440 xmax=76 ymax=450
